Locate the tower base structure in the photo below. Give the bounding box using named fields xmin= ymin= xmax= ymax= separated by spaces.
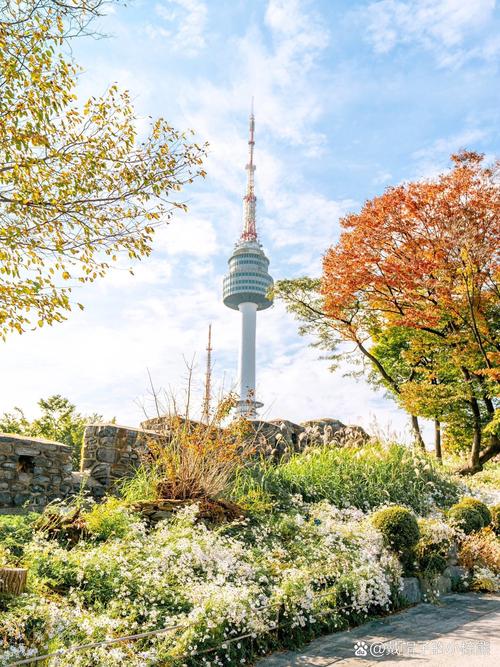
xmin=235 ymin=399 xmax=263 ymax=419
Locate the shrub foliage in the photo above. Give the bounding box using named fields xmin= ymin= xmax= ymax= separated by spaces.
xmin=371 ymin=506 xmax=420 ymax=553
xmin=233 ymin=443 xmax=461 ymax=515
xmin=448 ymin=498 xmax=492 ymax=534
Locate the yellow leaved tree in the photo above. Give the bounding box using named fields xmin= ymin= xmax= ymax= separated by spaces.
xmin=0 ymin=0 xmax=206 ymax=338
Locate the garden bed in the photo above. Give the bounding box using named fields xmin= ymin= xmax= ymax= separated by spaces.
xmin=0 ymin=443 xmax=498 ymax=666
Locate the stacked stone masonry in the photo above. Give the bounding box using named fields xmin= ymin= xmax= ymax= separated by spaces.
xmin=80 ymin=424 xmax=163 ymax=498
xmin=1 ymin=417 xmax=370 ymax=508
xmin=0 ymin=433 xmax=73 ymax=508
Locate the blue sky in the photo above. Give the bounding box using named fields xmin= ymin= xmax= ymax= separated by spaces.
xmin=1 ymin=0 xmax=499 ymax=441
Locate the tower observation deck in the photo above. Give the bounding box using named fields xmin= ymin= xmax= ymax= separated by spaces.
xmin=223 ymin=108 xmax=273 ymax=418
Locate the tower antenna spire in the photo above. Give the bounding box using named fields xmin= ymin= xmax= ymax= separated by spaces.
xmin=241 ymin=100 xmax=257 ymax=242
xmin=202 ymin=323 xmax=212 ymax=423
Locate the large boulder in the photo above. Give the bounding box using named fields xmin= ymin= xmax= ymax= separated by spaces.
xmin=242 ymin=420 xmax=305 ymax=460
xmin=300 ymin=419 xmax=370 ymax=447
xmin=242 ymin=417 xmax=370 ymax=460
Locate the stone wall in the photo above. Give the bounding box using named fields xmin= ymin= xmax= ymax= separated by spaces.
xmin=80 ymin=417 xmax=371 ymax=495
xmin=0 ymin=433 xmax=73 ymax=509
xmin=80 ymin=423 xmax=162 ymax=496
xmin=0 ymin=416 xmax=370 ymax=507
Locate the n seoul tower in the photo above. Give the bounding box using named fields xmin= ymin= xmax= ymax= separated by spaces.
xmin=223 ymin=107 xmax=273 ymax=418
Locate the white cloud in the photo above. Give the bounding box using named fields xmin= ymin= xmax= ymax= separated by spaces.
xmin=147 ymin=0 xmax=208 ymax=56
xmin=176 ymin=0 xmax=330 ymax=156
xmin=170 ymin=0 xmax=341 ymax=274
xmin=157 ymin=214 xmax=217 ymax=257
xmin=100 ymin=258 xmax=173 ymax=288
xmin=262 ymin=194 xmax=357 ymax=275
xmin=373 ymin=170 xmax=392 ymax=186
xmin=411 ymin=127 xmax=489 ymax=177
xmin=362 ymin=0 xmax=498 ymax=67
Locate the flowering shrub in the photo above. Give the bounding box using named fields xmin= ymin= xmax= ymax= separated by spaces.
xmin=0 ymin=440 xmax=491 ymax=667
xmin=0 ymin=502 xmax=402 ymax=666
xmin=458 ymin=528 xmax=500 ymax=573
xmin=453 ymin=526 xmax=500 ymax=594
xmin=415 ymin=517 xmax=457 ymax=577
xmin=470 ymin=567 xmax=500 ymax=593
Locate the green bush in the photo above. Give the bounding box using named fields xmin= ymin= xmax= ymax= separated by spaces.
xmin=490 ymin=504 xmax=500 ymax=535
xmin=0 ymin=514 xmax=37 ymax=562
xmin=236 ymin=443 xmax=461 ymax=515
xmin=459 ymin=498 xmax=492 ymax=525
xmin=447 ymin=498 xmax=491 ymax=534
xmin=372 ymin=506 xmax=420 ymax=553
xmin=414 ymin=518 xmax=455 ymax=577
xmin=83 ymin=497 xmax=137 ymax=541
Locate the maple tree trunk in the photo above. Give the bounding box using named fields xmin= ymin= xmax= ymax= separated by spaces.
xmin=0 ymin=568 xmax=27 ymax=595
xmin=474 ymin=392 xmax=500 ymax=467
xmin=458 ymin=434 xmax=500 ymax=476
xmin=411 ymin=415 xmax=426 ymax=451
xmin=434 ymin=420 xmax=442 ymax=462
xmin=478 ymin=435 xmax=500 ymax=466
xmin=469 ymin=399 xmax=482 ymax=471
xmin=458 ymin=398 xmax=483 ymax=475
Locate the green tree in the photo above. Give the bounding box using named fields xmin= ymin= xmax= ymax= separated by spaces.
xmin=275 ymin=154 xmax=500 ymax=473
xmin=273 ymin=278 xmax=429 ymax=450
xmin=0 ymin=395 xmax=101 ymax=467
xmin=0 ymin=0 xmax=206 ymax=338
xmin=369 ymin=326 xmax=485 ymax=461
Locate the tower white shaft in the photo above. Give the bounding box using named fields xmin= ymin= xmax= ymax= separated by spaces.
xmin=238 ymin=302 xmax=258 ymax=417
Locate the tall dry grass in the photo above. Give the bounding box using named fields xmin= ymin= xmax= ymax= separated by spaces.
xmin=123 ymin=367 xmax=257 ymax=503
xmin=147 ymin=395 xmax=255 ymax=500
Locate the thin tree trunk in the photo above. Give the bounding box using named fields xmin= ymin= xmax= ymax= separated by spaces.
xmin=434 ymin=420 xmax=442 ymax=462
xmin=458 ymin=401 xmax=483 ymax=475
xmin=0 ymin=568 xmax=27 ymax=595
xmin=478 ymin=387 xmax=500 ymax=462
xmin=469 ymin=399 xmax=482 ymax=471
xmin=458 ymin=367 xmax=483 ymax=475
xmin=478 ymin=435 xmax=500 ymax=466
xmin=411 ymin=415 xmax=426 ymax=451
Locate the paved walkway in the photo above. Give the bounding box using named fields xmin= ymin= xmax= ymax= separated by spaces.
xmin=256 ymin=593 xmax=500 ymax=666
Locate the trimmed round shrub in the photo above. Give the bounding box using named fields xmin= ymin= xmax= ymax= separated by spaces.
xmin=460 ymin=498 xmax=492 ymax=525
xmin=447 ymin=498 xmax=491 ymax=534
xmin=490 ymin=504 xmax=500 ymax=535
xmin=372 ymin=506 xmax=420 ymax=553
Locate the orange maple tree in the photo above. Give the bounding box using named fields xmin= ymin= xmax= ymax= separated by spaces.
xmin=322 ymin=151 xmax=499 ymax=473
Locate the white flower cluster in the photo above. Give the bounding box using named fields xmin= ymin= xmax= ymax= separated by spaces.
xmin=418 ymin=516 xmax=457 ymax=546
xmin=0 ymin=502 xmax=404 ymax=667
xmin=471 ymin=567 xmax=500 ymax=593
